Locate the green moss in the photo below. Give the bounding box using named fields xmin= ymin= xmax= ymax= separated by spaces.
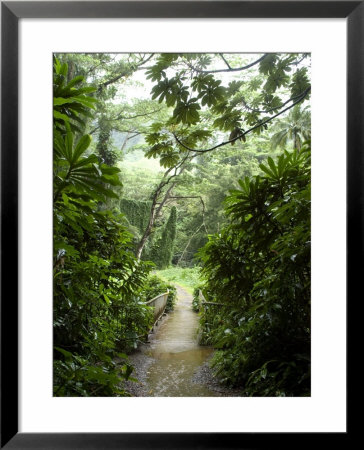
xmin=150 ymin=206 xmax=177 ymax=269
xmin=120 ymin=198 xmax=152 ymax=234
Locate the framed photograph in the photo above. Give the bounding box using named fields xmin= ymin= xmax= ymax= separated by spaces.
xmin=1 ymin=1 xmax=357 ymax=448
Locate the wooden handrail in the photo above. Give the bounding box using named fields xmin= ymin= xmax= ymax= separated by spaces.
xmin=199 ymin=290 xmax=226 ymax=307
xmin=145 ymin=291 xmax=170 ymax=331
xmin=145 ymin=291 xmax=169 ymax=305
xmin=200 ymin=301 xmax=227 ymax=307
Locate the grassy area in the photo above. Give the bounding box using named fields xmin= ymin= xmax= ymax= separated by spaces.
xmin=155 ymin=267 xmax=202 ymax=294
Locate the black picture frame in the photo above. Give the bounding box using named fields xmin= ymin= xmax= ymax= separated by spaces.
xmin=1 ymin=1 xmax=358 ymax=448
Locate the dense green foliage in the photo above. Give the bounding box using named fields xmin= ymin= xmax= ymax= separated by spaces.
xmin=140 ymin=53 xmax=310 ymax=265
xmin=197 ymin=144 xmax=311 ymax=396
xmin=140 ymin=275 xmax=177 ymax=312
xmin=192 ymin=287 xmax=203 ymax=312
xmin=56 ymin=53 xmax=310 ymax=268
xmin=96 ymin=115 xmax=118 ymax=166
xmin=144 ymin=53 xmax=310 ymax=167
xmin=53 ymin=58 xmax=98 ymax=134
xmin=53 ymin=59 xmax=155 ymax=396
xmin=171 ymin=147 xmax=265 ymax=266
xmin=53 ymin=52 xmax=311 ymax=397
xmin=120 ymin=198 xmax=152 ymax=237
xmin=150 ymin=206 xmax=177 ymax=268
xmin=270 ymin=105 xmax=311 ymax=151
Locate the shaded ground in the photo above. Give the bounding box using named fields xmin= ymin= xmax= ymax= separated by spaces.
xmin=125 ymin=285 xmax=242 ymax=397
xmin=192 ymin=354 xmax=243 ymax=396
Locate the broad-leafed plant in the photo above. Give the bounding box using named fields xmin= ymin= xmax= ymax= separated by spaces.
xmin=198 ymin=144 xmax=311 ymax=396
xmin=53 ymin=59 xmax=153 ymax=396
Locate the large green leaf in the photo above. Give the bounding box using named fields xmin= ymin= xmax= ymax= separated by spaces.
xmin=71 ymin=135 xmax=92 ymax=164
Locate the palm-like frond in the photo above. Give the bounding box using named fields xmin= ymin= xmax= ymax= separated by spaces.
xmin=54 ymin=126 xmax=121 ymax=202
xmin=53 ymin=58 xmax=98 ymax=134
xmin=270 ymin=105 xmax=311 ymax=151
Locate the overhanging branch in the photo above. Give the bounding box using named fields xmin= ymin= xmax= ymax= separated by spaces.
xmin=98 ymin=53 xmax=154 ymax=90
xmin=172 ymin=87 xmax=311 ymax=154
xmin=190 ymin=54 xmax=268 ymax=74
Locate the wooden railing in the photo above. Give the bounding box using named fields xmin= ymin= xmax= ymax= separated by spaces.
xmin=198 ymin=290 xmax=226 ymax=308
xmin=145 ymin=291 xmax=169 ymax=328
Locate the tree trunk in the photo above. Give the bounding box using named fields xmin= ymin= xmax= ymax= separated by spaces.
xmin=177 ymin=223 xmax=204 ymax=266
xmin=135 ymin=182 xmax=176 ymax=259
xmin=134 ymin=157 xmax=191 ymax=260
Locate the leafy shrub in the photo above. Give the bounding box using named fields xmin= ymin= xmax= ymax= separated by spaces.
xmin=53 ymin=59 xmax=154 ymax=396
xmin=192 ymin=285 xmax=209 ymax=312
xmin=53 ymin=348 xmax=135 ymax=397
xmin=53 ymin=57 xmax=98 ymax=134
xmin=140 ymin=275 xmax=177 ymax=312
xmin=192 ymin=287 xmax=201 ymax=312
xmin=198 ymin=145 xmax=311 ymax=396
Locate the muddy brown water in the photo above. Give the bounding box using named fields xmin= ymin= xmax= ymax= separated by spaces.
xmin=142 ymin=285 xmax=220 ymax=397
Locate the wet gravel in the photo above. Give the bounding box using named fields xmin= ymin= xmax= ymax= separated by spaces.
xmin=124 ymin=346 xmax=156 ymax=397
xmin=191 ymin=354 xmax=244 ymax=397
xmin=124 ymin=313 xmax=170 ymax=396
xmin=125 ymin=343 xmax=243 ymax=397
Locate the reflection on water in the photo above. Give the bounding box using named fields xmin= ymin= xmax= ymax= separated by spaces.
xmin=143 ymin=286 xmax=218 ymax=397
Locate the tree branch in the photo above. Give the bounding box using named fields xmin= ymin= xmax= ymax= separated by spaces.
xmin=177 ymin=222 xmax=205 ymax=266
xmin=88 ymin=108 xmax=162 ymax=135
xmin=99 ymin=69 xmax=131 ymax=89
xmin=172 ymin=87 xmax=310 ymax=154
xmin=136 ymin=53 xmax=155 ymax=67
xmin=98 ymin=54 xmax=154 ymax=90
xmin=135 ymin=155 xmax=193 ymax=259
xmin=241 ymin=90 xmax=310 ymax=115
xmin=167 ymin=196 xmax=207 ymax=265
xmin=219 ymin=53 xmax=232 ymax=70
xmin=191 ymin=54 xmax=268 ymax=74
xmin=114 ymin=108 xmax=163 ymax=121
xmin=167 ymin=196 xmax=206 ymax=218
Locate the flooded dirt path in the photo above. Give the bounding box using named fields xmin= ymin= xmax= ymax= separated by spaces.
xmin=127 ymin=285 xmax=222 ymax=397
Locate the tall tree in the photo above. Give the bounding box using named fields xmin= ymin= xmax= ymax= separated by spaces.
xmin=56 ymin=53 xmax=311 ymax=264
xmin=150 ymin=206 xmax=177 ymax=269
xmin=270 ymin=105 xmax=311 ymax=151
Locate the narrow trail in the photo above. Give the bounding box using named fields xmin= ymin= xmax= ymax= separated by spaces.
xmin=126 ymin=285 xmax=222 ymax=397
